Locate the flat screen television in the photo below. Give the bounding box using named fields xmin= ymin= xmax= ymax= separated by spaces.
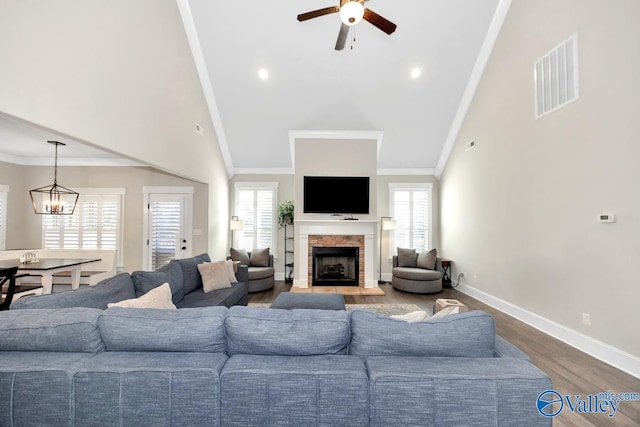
xmin=303 ymin=176 xmax=370 ymax=214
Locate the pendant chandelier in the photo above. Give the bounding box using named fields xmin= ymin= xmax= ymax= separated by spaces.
xmin=29 ymin=141 xmax=79 ymax=215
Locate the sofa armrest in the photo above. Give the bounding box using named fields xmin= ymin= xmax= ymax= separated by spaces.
xmin=236 ymin=265 xmax=248 ymax=283
xmin=494 ymin=335 xmax=531 ymax=361
xmin=268 ymin=255 xmax=274 ymax=267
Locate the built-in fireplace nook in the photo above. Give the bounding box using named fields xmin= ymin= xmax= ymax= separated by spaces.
xmin=312 ymin=246 xmax=359 ymax=286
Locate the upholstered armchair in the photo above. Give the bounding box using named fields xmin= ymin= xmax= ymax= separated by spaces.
xmin=229 ymin=248 xmax=275 ymax=293
xmin=391 ymin=248 xmax=443 ymax=294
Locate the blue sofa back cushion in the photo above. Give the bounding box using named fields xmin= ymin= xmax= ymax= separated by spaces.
xmin=10 ymin=273 xmax=136 ymax=310
xmin=158 ymin=260 xmax=185 ymax=303
xmin=349 ymin=310 xmax=496 ymax=358
xmin=98 ymin=306 xmax=227 ymax=353
xmin=225 ymin=306 xmax=350 ymax=356
xmin=0 ymin=308 xmax=104 ymax=353
xmin=131 ymin=269 xmax=184 ymax=304
xmin=175 ymin=253 xmax=211 ymax=295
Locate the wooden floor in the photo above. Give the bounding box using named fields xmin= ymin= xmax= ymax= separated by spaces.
xmin=250 ymin=281 xmax=640 ymax=427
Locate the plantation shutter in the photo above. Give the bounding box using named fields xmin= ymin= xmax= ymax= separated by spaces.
xmin=42 ymin=193 xmax=122 ymax=253
xmin=149 ymin=196 xmax=183 ymax=269
xmin=390 ymin=184 xmax=432 ymax=253
xmin=235 ymin=185 xmax=276 ymax=251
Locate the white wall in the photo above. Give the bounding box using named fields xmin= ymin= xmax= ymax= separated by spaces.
xmin=0 ymin=0 xmax=230 ymax=259
xmin=440 ymin=0 xmax=640 ymax=372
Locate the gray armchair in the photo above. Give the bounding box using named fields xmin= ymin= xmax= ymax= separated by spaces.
xmin=391 ymin=252 xmax=443 ymax=294
xmin=229 ymin=249 xmax=275 ymax=293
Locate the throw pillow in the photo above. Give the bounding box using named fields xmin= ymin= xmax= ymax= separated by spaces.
xmin=417 ymin=248 xmax=437 ymax=270
xmin=230 ymin=248 xmax=250 ymax=266
xmin=390 ymin=310 xmax=430 ymax=323
xmin=397 ymin=247 xmax=417 ymax=267
xmin=107 ymin=283 xmax=176 ymax=309
xmin=429 ymin=305 xmax=460 ymax=320
xmin=198 ymin=261 xmax=231 ymax=293
xmin=226 ymin=259 xmax=238 ymax=284
xmin=249 ymin=248 xmax=270 ymax=267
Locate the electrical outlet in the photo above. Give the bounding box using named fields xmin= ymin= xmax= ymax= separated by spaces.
xmin=582 ymin=313 xmax=591 ymax=326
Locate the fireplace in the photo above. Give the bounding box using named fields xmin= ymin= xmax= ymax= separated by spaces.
xmin=312 ymin=246 xmax=359 ymax=286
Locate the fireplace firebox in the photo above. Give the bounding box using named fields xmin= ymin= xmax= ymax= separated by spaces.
xmin=312 ymin=246 xmax=359 ymax=286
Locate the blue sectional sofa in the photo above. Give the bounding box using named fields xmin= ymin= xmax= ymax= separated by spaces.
xmin=10 ymin=253 xmax=248 ymax=310
xmin=0 ymin=306 xmax=552 ymax=426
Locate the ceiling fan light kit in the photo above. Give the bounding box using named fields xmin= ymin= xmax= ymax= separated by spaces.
xmin=339 ymin=0 xmax=364 ymax=26
xmin=297 ymin=0 xmax=396 ymax=51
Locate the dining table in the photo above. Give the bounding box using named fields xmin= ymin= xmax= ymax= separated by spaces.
xmin=0 ymin=257 xmax=102 ymax=294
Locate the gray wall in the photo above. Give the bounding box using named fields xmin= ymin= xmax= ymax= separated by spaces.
xmin=440 ymin=0 xmax=640 ymax=360
xmin=1 ymin=161 xmax=209 ymax=272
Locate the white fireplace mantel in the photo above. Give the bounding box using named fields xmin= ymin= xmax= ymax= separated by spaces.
xmin=294 ymin=219 xmax=378 ymax=288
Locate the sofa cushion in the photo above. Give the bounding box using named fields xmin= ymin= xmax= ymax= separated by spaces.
xmin=417 ymin=248 xmax=437 ymax=270
xmin=392 ymin=267 xmax=442 ymax=281
xmin=397 ymin=247 xmax=417 ymax=267
xmin=107 ymin=283 xmax=176 ymax=309
xmin=226 ymin=306 xmax=350 ymax=356
xmin=175 ymin=253 xmax=211 ymax=295
xmin=230 ymin=248 xmax=250 ymax=266
xmin=10 ymin=273 xmax=136 ymax=310
xmin=176 ymin=282 xmax=248 ymax=309
xmin=248 ymin=266 xmax=275 ymax=281
xmin=0 ymin=308 xmax=104 ymax=353
xmin=158 ymin=261 xmax=185 ymax=303
xmin=98 ymin=306 xmax=227 ymax=352
xmin=249 ymin=248 xmax=270 ymax=267
xmin=349 ymin=310 xmax=496 ymax=358
xmin=198 ymin=261 xmax=232 ymax=292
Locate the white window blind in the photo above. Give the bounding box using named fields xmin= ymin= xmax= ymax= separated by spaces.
xmin=0 ymin=185 xmax=8 ymax=250
xmin=234 ymin=183 xmax=278 ymax=251
xmin=389 ymin=183 xmax=432 ymax=253
xmin=42 ymin=190 xmax=124 ymax=264
xmin=150 ymin=197 xmax=183 ymax=269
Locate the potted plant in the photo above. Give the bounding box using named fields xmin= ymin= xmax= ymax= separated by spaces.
xmin=277 ymin=200 xmax=294 ymax=228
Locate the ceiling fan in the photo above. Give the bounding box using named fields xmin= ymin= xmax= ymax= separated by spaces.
xmin=297 ymin=0 xmax=397 ymax=50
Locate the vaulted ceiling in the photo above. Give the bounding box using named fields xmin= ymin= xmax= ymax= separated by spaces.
xmin=0 ymin=0 xmax=505 ymax=175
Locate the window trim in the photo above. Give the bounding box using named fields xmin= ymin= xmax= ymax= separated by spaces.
xmin=233 ymin=182 xmax=278 ymax=255
xmin=388 ymin=182 xmax=433 ymax=255
xmin=0 ymin=184 xmax=8 ymax=251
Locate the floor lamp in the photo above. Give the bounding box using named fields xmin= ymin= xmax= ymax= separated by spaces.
xmin=230 ymin=216 xmax=244 ymax=248
xmin=378 ymin=217 xmax=397 ymax=285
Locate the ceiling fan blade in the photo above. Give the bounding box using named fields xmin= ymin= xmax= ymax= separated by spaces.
xmin=297 ymin=6 xmax=340 ymax=22
xmin=335 ymin=23 xmax=349 ymax=50
xmin=363 ymin=9 xmax=397 ymax=35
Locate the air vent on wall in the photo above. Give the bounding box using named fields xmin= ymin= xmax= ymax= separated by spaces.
xmin=534 ymin=33 xmax=578 ymax=119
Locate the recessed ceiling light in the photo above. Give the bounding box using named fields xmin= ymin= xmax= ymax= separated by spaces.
xmin=410 ymin=67 xmax=421 ymax=79
xmin=258 ymin=68 xmax=269 ymax=80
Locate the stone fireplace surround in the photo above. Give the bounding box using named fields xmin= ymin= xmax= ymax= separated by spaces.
xmin=294 ymin=220 xmax=377 ymax=288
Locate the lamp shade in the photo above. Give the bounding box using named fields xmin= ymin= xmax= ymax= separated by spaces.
xmin=382 ymin=218 xmax=397 ymax=231
xmin=230 ymin=216 xmax=244 ymax=231
xmin=340 ymin=0 xmax=364 ymax=26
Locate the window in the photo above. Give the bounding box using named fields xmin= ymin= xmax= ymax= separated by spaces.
xmin=0 ymin=185 xmax=8 ymax=250
xmin=389 ymin=183 xmax=432 ymax=253
xmin=234 ymin=182 xmax=278 ymax=252
xmin=42 ymin=188 xmax=125 ymax=266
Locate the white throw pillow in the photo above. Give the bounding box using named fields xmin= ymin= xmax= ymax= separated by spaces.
xmin=108 ymin=283 xmax=176 ymax=309
xmin=429 ymin=305 xmax=460 ymax=320
xmin=226 ymin=259 xmax=238 ymax=284
xmin=390 ymin=310 xmax=430 ymax=323
xmin=198 ymin=260 xmax=231 ymax=293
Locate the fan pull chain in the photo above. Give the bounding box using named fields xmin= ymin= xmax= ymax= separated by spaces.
xmin=351 ymin=26 xmax=356 ymax=50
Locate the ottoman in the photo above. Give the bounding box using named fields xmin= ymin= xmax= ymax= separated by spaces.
xmin=270 ymin=292 xmax=346 ymax=311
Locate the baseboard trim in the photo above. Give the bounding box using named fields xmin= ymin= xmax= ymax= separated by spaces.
xmin=454 ymin=281 xmax=640 ymax=379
